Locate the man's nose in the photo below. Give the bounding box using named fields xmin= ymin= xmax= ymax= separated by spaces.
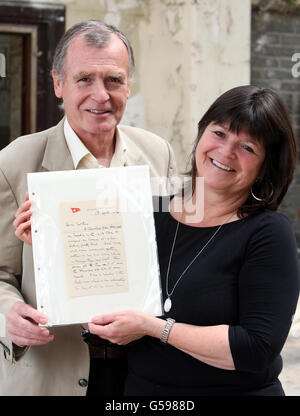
xmin=90 ymin=81 xmax=110 ymax=102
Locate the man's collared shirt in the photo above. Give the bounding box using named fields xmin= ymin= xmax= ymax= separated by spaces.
xmin=64 ymin=118 xmax=127 ymax=169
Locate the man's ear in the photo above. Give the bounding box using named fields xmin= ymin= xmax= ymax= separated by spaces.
xmin=52 ymin=69 xmax=63 ymax=99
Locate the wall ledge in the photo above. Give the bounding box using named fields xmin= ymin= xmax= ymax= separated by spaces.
xmin=252 ymin=0 xmax=300 ymax=13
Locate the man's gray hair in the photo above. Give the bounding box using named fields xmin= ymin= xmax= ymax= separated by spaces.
xmin=52 ymin=20 xmax=135 ymax=81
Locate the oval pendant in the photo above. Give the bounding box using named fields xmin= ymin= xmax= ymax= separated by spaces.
xmin=164 ymin=297 xmax=172 ymax=313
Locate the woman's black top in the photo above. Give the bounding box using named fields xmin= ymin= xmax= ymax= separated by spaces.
xmin=126 ymin=196 xmax=300 ymax=396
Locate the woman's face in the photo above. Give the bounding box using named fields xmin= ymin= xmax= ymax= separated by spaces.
xmin=195 ymin=122 xmax=266 ymax=200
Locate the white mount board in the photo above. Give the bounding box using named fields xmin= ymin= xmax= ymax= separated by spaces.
xmin=28 ymin=166 xmax=162 ymax=326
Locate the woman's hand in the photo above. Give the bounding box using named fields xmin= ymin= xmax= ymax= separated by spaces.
xmin=89 ymin=311 xmax=235 ymax=370
xmin=88 ymin=310 xmax=164 ymax=345
xmin=13 ymin=192 xmax=32 ymax=245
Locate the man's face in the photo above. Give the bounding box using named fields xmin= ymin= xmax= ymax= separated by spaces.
xmin=52 ymin=34 xmax=131 ymax=142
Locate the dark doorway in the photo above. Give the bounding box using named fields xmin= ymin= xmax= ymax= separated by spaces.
xmin=0 ymin=1 xmax=65 ymax=150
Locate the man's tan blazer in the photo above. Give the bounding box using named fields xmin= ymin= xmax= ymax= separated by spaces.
xmin=0 ymin=118 xmax=176 ymax=396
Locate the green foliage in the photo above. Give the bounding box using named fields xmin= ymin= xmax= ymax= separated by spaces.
xmin=283 ymin=0 xmax=297 ymax=5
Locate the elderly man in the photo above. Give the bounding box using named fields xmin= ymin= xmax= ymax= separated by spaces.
xmin=0 ymin=20 xmax=176 ymax=396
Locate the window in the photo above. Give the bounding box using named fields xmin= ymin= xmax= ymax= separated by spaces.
xmin=0 ymin=1 xmax=65 ymax=150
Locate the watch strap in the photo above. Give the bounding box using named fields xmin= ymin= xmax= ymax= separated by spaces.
xmin=160 ymin=318 xmax=176 ymax=344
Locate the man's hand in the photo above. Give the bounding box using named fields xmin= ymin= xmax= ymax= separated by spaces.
xmin=13 ymin=192 xmax=32 ymax=245
xmin=6 ymin=301 xmax=54 ymax=347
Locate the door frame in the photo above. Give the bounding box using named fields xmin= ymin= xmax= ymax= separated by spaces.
xmin=0 ymin=24 xmax=37 ymax=135
xmin=0 ymin=1 xmax=65 ymax=134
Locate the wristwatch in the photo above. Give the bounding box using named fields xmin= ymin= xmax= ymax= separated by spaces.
xmin=160 ymin=318 xmax=176 ymax=344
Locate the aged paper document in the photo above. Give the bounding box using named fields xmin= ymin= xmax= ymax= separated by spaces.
xmin=60 ymin=199 xmax=128 ymax=297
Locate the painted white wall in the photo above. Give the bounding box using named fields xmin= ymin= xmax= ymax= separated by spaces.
xmin=136 ymin=0 xmax=251 ymax=170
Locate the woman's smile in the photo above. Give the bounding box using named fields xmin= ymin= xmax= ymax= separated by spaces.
xmin=210 ymin=158 xmax=235 ymax=172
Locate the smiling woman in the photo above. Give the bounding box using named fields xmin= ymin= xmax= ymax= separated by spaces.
xmin=188 ymin=85 xmax=296 ymax=218
xmin=86 ymin=85 xmax=300 ymax=396
xmin=194 ymin=121 xmax=266 ymax=206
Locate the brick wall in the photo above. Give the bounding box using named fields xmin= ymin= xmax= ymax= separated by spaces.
xmin=251 ymin=7 xmax=300 ymax=253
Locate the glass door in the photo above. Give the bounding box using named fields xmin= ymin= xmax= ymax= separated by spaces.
xmin=0 ymin=25 xmax=37 ymax=150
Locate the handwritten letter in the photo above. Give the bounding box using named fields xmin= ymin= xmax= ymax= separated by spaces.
xmin=60 ymin=199 xmax=128 ymax=297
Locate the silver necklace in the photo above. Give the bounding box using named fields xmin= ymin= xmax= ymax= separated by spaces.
xmin=164 ymin=212 xmax=235 ymax=313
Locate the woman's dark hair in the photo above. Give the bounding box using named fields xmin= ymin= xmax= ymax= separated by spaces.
xmin=187 ymin=85 xmax=297 ymax=217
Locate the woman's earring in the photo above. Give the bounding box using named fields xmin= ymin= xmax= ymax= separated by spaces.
xmin=251 ymin=180 xmax=274 ymax=202
xmin=251 ymin=187 xmax=264 ymax=201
